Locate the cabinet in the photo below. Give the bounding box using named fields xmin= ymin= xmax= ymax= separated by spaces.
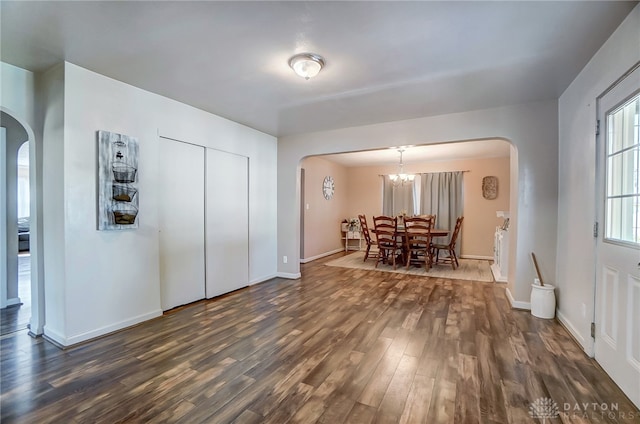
xmin=341 ymin=223 xmax=362 ymax=252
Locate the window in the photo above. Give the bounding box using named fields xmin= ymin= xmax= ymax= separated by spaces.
xmin=17 ymin=142 xmax=29 ymax=219
xmin=605 ymin=93 xmax=640 ymax=245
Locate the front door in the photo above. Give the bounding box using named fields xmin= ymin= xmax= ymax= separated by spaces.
xmin=594 ymin=63 xmax=640 ymax=409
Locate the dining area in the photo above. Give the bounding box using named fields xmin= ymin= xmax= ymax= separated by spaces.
xmin=358 ymin=213 xmax=464 ymax=272
xmin=301 ymin=151 xmax=510 ymax=284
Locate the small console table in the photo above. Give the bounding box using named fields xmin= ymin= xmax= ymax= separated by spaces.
xmin=341 ymin=223 xmax=363 ymax=252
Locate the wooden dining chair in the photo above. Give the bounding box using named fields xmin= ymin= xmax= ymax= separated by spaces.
xmin=432 ymin=216 xmax=464 ymax=269
xmin=373 ymin=215 xmax=403 ymax=269
xmin=418 ymin=214 xmax=437 ymax=229
xmin=403 ymin=216 xmax=434 ymax=270
xmin=358 ymin=214 xmax=378 ymax=262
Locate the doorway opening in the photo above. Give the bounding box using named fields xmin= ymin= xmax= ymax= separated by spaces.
xmin=1 ymin=109 xmax=42 ymax=338
xmin=297 ymin=138 xmax=518 ymax=284
xmin=1 ymin=125 xmax=29 ymax=334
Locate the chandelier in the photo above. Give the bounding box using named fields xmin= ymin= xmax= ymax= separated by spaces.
xmin=389 ymin=148 xmax=415 ymax=185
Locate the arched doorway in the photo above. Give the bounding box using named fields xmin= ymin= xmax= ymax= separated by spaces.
xmin=1 ymin=109 xmax=43 ymax=337
xmin=297 ymin=139 xmax=518 ymax=283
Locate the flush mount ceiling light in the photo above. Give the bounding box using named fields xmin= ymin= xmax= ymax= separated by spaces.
xmin=289 ymin=53 xmax=325 ymax=80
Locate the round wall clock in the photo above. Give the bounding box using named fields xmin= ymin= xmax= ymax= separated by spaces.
xmin=322 ymin=176 xmax=335 ymax=200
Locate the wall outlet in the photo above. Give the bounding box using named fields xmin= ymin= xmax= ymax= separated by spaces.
xmin=581 ymin=303 xmax=587 ymax=318
xmin=306 ymin=203 xmax=310 ymax=210
xmin=283 ymin=256 xmax=288 ymax=264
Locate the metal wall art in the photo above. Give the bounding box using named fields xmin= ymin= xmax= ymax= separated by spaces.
xmin=98 ymin=130 xmax=139 ymax=230
xmin=482 ymin=176 xmax=498 ymax=200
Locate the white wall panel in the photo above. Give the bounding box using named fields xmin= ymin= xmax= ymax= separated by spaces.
xmin=601 ymin=266 xmax=619 ymax=348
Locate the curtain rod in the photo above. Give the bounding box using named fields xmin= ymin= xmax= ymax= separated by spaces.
xmin=377 ymin=170 xmax=471 ymax=176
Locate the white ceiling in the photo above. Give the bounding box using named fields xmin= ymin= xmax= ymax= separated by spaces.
xmin=1 ymin=1 xmax=636 ymax=137
xmin=321 ymin=139 xmax=511 ymax=167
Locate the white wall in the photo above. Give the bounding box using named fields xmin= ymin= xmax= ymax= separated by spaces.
xmin=1 ymin=62 xmax=35 ymax=128
xmin=557 ymin=5 xmax=640 ymax=354
xmin=278 ymin=100 xmax=558 ymax=304
xmin=41 ymin=62 xmax=277 ymax=346
xmin=2 ymin=60 xmax=45 ymax=334
xmin=40 ymin=64 xmax=66 ymax=340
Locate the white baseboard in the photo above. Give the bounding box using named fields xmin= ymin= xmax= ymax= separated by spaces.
xmin=300 ymin=248 xmax=344 ymax=263
xmin=43 ymin=326 xmax=67 ymax=347
xmin=250 ymin=273 xmax=277 ymax=285
xmin=42 ymin=330 xmax=67 ymax=349
xmin=505 ymin=287 xmax=531 ymax=310
xmin=277 ymin=272 xmax=301 ymax=280
xmin=46 ymin=309 xmax=163 ymax=347
xmin=490 ymin=263 xmax=508 ymax=283
xmin=29 ymin=319 xmax=44 ymax=336
xmin=557 ymin=310 xmax=594 ymax=357
xmin=460 ymin=255 xmax=493 ymax=260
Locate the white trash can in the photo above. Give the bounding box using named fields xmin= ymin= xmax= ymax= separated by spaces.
xmin=530 ymin=278 xmax=556 ymax=319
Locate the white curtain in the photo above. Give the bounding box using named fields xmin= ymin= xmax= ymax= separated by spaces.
xmin=420 ymin=171 xmax=463 ymax=254
xmin=381 ymin=176 xmax=415 ymax=217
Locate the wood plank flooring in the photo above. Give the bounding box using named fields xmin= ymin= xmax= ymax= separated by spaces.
xmin=0 ymin=254 xmax=31 ymax=336
xmin=1 ymin=253 xmax=638 ymax=423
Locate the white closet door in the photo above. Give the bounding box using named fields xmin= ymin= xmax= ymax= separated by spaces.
xmin=159 ymin=138 xmax=206 ymax=310
xmin=206 ymin=148 xmax=249 ymax=298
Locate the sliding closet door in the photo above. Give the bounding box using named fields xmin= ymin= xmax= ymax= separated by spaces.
xmin=205 ymin=148 xmax=249 ymax=298
xmin=159 ymin=138 xmax=206 ymax=310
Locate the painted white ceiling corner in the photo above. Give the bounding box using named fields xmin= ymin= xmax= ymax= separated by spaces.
xmin=320 ymin=139 xmax=512 ymax=167
xmin=1 ymin=1 xmax=637 ymax=137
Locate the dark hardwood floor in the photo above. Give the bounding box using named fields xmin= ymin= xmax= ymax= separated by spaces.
xmin=1 ymin=253 xmax=638 ymax=423
xmin=0 ymin=253 xmax=31 ymax=336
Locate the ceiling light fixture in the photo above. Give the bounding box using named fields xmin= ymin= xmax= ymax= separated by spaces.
xmin=389 ymin=148 xmax=415 ymax=186
xmin=289 ymin=53 xmax=325 ymax=80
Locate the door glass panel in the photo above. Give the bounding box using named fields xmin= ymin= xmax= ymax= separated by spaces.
xmin=607 ymin=153 xmax=622 ymax=196
xmin=605 ymin=93 xmax=640 ymax=245
xmin=621 ymin=147 xmax=638 ymax=196
xmin=606 ymin=197 xmax=621 ymax=240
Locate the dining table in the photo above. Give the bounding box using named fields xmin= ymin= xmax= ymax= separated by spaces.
xmin=371 ymin=226 xmax=450 ymax=239
xmin=396 ymin=226 xmax=449 ymax=238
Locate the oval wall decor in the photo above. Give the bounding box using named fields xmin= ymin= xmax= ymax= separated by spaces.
xmin=482 ymin=176 xmax=498 ymax=200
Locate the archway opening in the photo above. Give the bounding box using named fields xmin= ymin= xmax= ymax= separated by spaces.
xmin=0 ymin=109 xmax=42 ymax=337
xmin=297 ymin=138 xmax=518 ymax=286
xmin=16 ymin=141 xmax=31 ymax=329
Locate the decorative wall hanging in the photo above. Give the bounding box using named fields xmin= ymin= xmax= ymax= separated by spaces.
xmin=482 ymin=176 xmax=498 ymax=200
xmin=98 ymin=130 xmax=139 ymax=230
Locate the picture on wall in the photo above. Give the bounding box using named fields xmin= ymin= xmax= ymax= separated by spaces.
xmin=97 ymin=130 xmax=139 ymax=230
xmin=482 ymin=175 xmax=498 ymax=200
